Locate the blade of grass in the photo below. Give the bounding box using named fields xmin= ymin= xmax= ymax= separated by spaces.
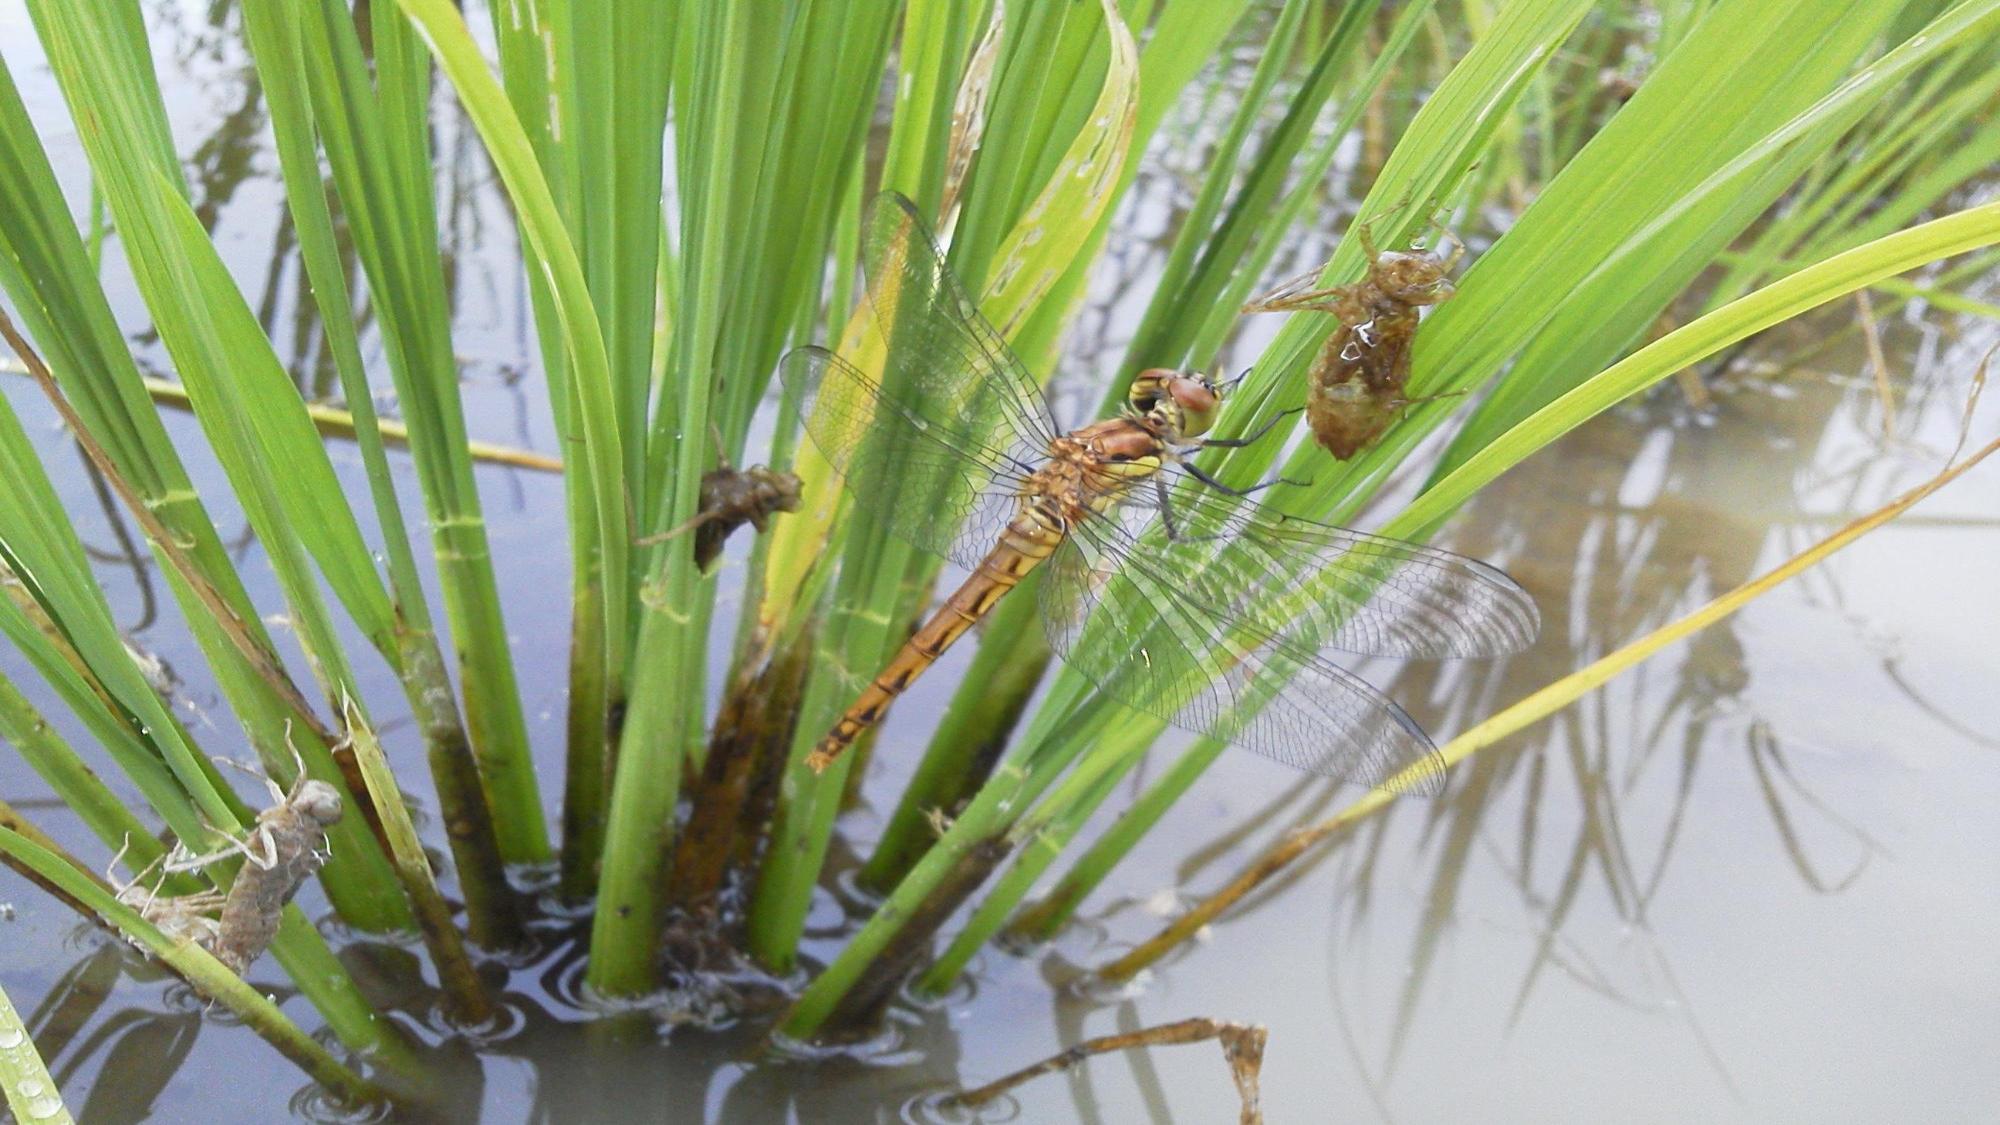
xmin=783 ymin=0 xmax=1596 ymax=1029
xmin=0 ymin=309 xmax=385 ymax=911
xmin=3 ymin=306 xmax=502 ymax=1019
xmin=659 ymin=0 xmax=901 ymax=914
xmin=483 ymin=0 xmax=674 ymax=898
xmin=0 ymin=312 xmax=426 ymax=1069
xmin=1436 ymin=0 xmax=1995 ymax=465
xmin=937 ymin=3 xmax=1994 ymax=982
xmin=1006 ymin=733 xmax=1229 ymax=942
xmin=239 ymin=0 xmax=519 ymax=948
xmin=583 ymin=0 xmax=748 ymax=994
xmin=1398 ymin=202 xmax=2000 ymax=535
xmin=917 ymin=736 xmax=1143 ymax=991
xmin=1118 ymin=0 xmax=1375 ymax=385
xmin=392 ymin=0 xmax=639 ymax=933
xmin=0 ymin=21 xmax=379 ymax=908
xmin=299 ymin=0 xmax=551 ymax=860
xmin=860 ymin=0 xmax=1284 ymax=893
xmin=17 ymin=0 xmax=431 ymax=929
xmin=892 ymin=0 xmax=1422 ymax=817
xmin=1011 ymin=195 xmax=2000 ymax=953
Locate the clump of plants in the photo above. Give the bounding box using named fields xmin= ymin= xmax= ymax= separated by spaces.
xmin=1 ymin=0 xmax=1997 ymax=1112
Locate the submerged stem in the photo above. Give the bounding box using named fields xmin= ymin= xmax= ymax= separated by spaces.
xmin=947 ymin=1017 xmax=1268 ymax=1124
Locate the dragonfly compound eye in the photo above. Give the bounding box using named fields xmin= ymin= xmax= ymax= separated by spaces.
xmin=1166 ymin=375 xmax=1220 ymax=435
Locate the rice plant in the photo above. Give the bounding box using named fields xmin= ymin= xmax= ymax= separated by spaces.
xmin=0 ymin=0 xmax=1996 ymax=1114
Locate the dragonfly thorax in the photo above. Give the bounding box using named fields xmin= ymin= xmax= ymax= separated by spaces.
xmin=1028 ymin=425 xmax=1166 ymax=527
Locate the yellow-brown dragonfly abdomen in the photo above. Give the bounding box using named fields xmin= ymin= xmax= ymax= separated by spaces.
xmin=805 ymin=506 xmax=1063 ymax=772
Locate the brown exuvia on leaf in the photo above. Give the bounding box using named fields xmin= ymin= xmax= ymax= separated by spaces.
xmin=640 ymin=424 xmax=802 ymax=571
xmin=119 ymin=750 xmax=345 ymax=975
xmin=1244 ymin=228 xmax=1462 ymax=459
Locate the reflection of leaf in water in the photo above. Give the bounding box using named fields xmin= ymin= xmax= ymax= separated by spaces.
xmin=71 ymin=1007 xmax=199 ymax=1123
xmin=1880 ymin=655 xmax=2000 ymax=752
xmin=1173 ymin=776 xmax=1334 ymax=886
xmin=21 ymin=942 xmax=199 ymax=1123
xmin=1746 ymin=721 xmax=1882 ymax=893
xmin=24 ymin=945 xmax=123 ymax=1072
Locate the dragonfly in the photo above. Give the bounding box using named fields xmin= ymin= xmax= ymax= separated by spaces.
xmin=781 ymin=194 xmax=1539 ymax=794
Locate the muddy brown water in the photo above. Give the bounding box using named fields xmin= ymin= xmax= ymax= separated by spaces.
xmin=2 ymin=3 xmax=1998 ymax=1122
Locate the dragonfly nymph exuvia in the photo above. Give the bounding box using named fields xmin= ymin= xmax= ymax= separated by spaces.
xmin=781 ymin=193 xmax=1539 ymax=794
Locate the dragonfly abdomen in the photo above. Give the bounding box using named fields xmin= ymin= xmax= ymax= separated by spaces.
xmin=805 ymin=508 xmax=1062 ymax=773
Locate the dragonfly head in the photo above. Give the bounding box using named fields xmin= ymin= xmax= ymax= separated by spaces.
xmin=1129 ymin=368 xmax=1222 ymax=439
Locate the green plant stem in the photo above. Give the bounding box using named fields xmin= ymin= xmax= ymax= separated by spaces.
xmin=918 ymin=735 xmax=1146 ymax=993
xmin=778 ymin=705 xmax=1118 ymax=1039
xmin=481 ymin=0 xmax=673 ymax=901
xmin=1007 ymin=734 xmax=1229 ymax=942
xmin=341 ymin=704 xmax=495 ymax=1024
xmin=748 ymin=516 xmax=915 ymax=972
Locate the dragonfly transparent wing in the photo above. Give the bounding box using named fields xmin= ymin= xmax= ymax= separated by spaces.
xmin=778 ymin=193 xmax=1069 ymax=569
xmin=1038 ymin=482 xmax=1539 ymax=792
xmin=780 ymin=346 xmax=1035 ymax=570
xmin=1123 ymin=476 xmax=1541 ymax=660
xmin=1040 ymin=513 xmax=1447 ymax=794
xmin=859 ymin=192 xmax=1064 ymax=453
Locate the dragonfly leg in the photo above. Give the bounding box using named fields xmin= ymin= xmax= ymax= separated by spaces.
xmin=1198 ymin=406 xmax=1304 ymax=449
xmin=1154 ymin=478 xmax=1227 ymax=544
xmin=1181 ymin=460 xmax=1310 ymax=499
xmin=1241 ymin=284 xmax=1341 ymax=315
xmin=1356 ymin=219 xmax=1379 ymax=262
xmin=707 ymin=420 xmax=733 ymax=474
xmin=635 ymin=510 xmax=720 ymax=546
